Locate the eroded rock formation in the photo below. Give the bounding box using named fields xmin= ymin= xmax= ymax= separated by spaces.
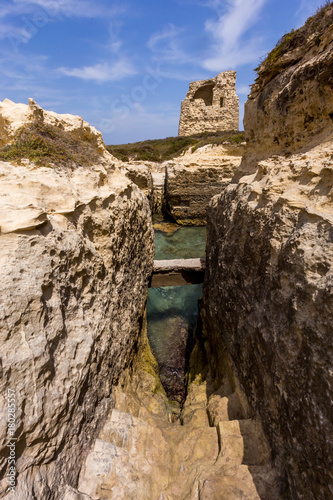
xmin=164 ymin=141 xmax=245 ymax=225
xmin=202 ymin=12 xmax=333 ymax=500
xmin=178 ymin=71 xmax=239 ymax=136
xmin=0 ymin=100 xmax=154 ymax=498
xmin=74 ymin=350 xmax=280 ymax=499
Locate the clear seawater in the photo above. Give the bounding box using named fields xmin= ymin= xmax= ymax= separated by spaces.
xmin=154 ymin=226 xmax=206 ymax=260
xmin=147 ymin=284 xmax=203 ymax=402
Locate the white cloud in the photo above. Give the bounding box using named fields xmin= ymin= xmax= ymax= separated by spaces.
xmin=4 ymin=0 xmax=126 ymax=19
xmin=58 ymin=60 xmax=137 ymax=83
xmin=147 ymin=24 xmax=189 ymax=63
xmin=203 ymin=0 xmax=268 ymax=70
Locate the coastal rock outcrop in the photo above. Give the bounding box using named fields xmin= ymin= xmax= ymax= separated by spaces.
xmin=164 ymin=142 xmax=245 ymax=225
xmin=123 ymin=164 xmax=155 ymax=211
xmin=0 ymin=100 xmax=154 ymax=498
xmin=76 ymin=360 xmax=280 ymax=499
xmin=202 ymin=10 xmax=333 ymax=500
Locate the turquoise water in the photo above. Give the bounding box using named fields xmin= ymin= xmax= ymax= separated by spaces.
xmin=147 ymin=284 xmax=203 ymax=402
xmin=154 ymin=227 xmax=206 ymax=260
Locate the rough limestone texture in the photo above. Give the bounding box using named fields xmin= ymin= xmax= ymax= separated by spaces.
xmin=0 ymin=100 xmax=154 ymax=499
xmin=0 ymin=98 xmax=108 ymax=155
xmin=178 ymin=71 xmax=239 ymax=136
xmin=116 ymin=161 xmax=164 ymax=213
xmin=164 ymin=142 xmax=245 ymax=225
xmin=202 ymin=20 xmax=333 ymax=500
xmin=123 ymin=164 xmax=155 ymax=211
xmin=75 ymin=363 xmax=281 ymax=499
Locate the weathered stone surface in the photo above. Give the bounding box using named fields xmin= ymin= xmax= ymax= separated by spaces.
xmin=0 ymin=102 xmax=154 ymax=498
xmin=153 ymin=258 xmax=205 ymax=272
xmin=202 ymin=16 xmax=333 ymax=500
xmin=165 ymin=142 xmax=245 ymax=225
xmin=179 ymin=71 xmax=239 ymax=136
xmin=245 ymin=23 xmax=333 ymax=160
xmin=119 ymin=160 xmax=165 ymax=213
xmin=0 ymin=98 xmax=108 ymax=156
xmin=77 ymin=366 xmax=280 ymax=499
xmin=123 ymin=164 xmax=155 ymax=211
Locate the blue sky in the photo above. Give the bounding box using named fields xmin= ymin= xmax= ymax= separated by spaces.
xmin=0 ymin=0 xmax=325 ymax=144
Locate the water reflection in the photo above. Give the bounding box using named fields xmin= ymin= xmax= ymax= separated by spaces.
xmin=154 ymin=227 xmax=206 ymax=260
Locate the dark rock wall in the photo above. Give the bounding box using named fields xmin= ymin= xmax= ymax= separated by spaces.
xmin=202 ymin=15 xmax=333 ymax=500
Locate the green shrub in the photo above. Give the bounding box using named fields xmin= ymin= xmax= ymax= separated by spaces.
xmin=107 ymin=130 xmax=244 ymax=163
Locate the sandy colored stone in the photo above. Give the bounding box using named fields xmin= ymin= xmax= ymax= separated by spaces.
xmin=202 ymin=16 xmax=333 ymax=500
xmin=164 ymin=143 xmax=245 ymax=224
xmin=124 ymin=164 xmax=155 ymax=211
xmin=179 ymin=71 xmax=239 ymax=136
xmin=0 ymin=98 xmax=111 ymax=157
xmin=0 ymin=102 xmax=154 ymax=499
xmin=77 ymin=367 xmax=281 ymax=499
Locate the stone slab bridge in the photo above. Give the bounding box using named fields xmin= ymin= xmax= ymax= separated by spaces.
xmin=149 ymin=258 xmax=205 ymax=288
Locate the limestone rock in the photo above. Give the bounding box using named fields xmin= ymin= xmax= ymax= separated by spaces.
xmin=179 ymin=71 xmax=239 ymax=136
xmin=77 ymin=367 xmax=281 ymax=499
xmin=244 ymin=23 xmax=333 ymax=159
xmin=164 ymin=143 xmax=245 ymax=225
xmin=0 ymin=103 xmax=154 ymax=498
xmin=202 ymin=13 xmax=333 ymax=500
xmin=123 ymin=164 xmax=155 ymax=211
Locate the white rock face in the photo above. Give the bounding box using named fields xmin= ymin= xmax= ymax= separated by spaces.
xmin=0 ymin=98 xmax=105 ymax=151
xmin=0 ymin=101 xmax=154 ymax=498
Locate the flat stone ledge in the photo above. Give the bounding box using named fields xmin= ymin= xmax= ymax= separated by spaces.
xmin=153 ymin=258 xmax=205 ymax=273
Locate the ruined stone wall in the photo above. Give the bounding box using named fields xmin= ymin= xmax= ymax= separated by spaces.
xmin=178 ymin=71 xmax=239 ymax=136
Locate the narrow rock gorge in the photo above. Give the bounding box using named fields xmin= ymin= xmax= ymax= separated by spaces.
xmin=202 ymin=10 xmax=333 ymax=500
xmin=0 ymin=5 xmax=332 ymax=500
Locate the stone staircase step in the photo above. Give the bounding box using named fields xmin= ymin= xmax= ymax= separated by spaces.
xmin=217 ymin=419 xmax=271 ymax=467
xmin=198 ymin=464 xmax=270 ymax=500
xmin=208 ymin=389 xmax=252 ymax=425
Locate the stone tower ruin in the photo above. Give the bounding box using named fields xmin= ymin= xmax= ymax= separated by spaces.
xmin=178 ymin=71 xmax=239 ymax=136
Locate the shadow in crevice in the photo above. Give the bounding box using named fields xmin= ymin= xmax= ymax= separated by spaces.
xmin=187 ymin=305 xmax=287 ymax=499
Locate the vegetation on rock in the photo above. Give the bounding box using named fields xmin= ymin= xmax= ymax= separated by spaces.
xmin=0 ymin=115 xmax=10 ymax=148
xmin=0 ymin=121 xmax=102 ymax=167
xmin=107 ymin=131 xmax=245 ymax=163
xmin=254 ymin=1 xmax=333 ymax=90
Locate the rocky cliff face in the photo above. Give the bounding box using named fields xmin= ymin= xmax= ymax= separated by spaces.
xmin=164 ymin=142 xmax=245 ymax=225
xmin=202 ymin=10 xmax=333 ymax=500
xmin=0 ymin=100 xmax=154 ymax=498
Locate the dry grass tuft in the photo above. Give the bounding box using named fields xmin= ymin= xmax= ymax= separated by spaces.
xmin=0 ymin=121 xmax=102 ymax=167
